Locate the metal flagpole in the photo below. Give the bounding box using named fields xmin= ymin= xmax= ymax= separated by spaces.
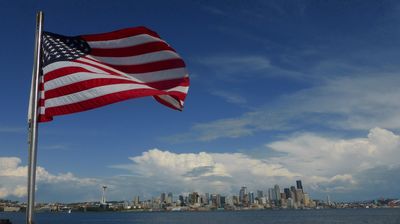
xmin=27 ymin=11 xmax=43 ymax=224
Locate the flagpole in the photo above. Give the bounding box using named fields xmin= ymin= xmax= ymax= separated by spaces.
xmin=27 ymin=11 xmax=43 ymax=224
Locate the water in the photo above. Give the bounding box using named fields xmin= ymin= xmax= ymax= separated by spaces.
xmin=1 ymin=209 xmax=400 ymax=224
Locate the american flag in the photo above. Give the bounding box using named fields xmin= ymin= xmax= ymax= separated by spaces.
xmin=39 ymin=27 xmax=189 ymax=122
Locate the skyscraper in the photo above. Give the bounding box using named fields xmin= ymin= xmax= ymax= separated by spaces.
xmin=166 ymin=192 xmax=173 ymax=204
xmin=239 ymin=186 xmax=247 ymax=205
xmin=256 ymin=190 xmax=264 ymax=199
xmin=248 ymin=192 xmax=255 ymax=205
xmin=296 ymin=180 xmax=303 ymax=192
xmin=160 ymin=193 xmax=166 ymax=203
xmin=284 ymin=188 xmax=291 ymax=199
xmin=274 ymin=184 xmax=281 ymax=205
xmin=133 ymin=196 xmax=140 ymax=206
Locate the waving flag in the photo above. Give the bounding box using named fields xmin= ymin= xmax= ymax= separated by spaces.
xmin=39 ymin=26 xmax=189 ymax=122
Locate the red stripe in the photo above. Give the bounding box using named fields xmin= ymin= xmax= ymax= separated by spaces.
xmin=45 ymin=78 xmax=137 ymax=99
xmin=45 ymin=67 xmax=99 ymax=82
xmin=154 ymin=95 xmax=183 ymax=111
xmin=42 ymin=88 xmax=182 ymax=119
xmin=81 ymin=26 xmax=160 ymax=42
xmin=44 ymin=77 xmax=189 ymax=100
xmin=165 ymin=91 xmax=187 ymax=101
xmin=90 ymin=41 xmax=175 ymax=57
xmin=146 ymin=77 xmax=189 ymax=90
xmin=76 ymin=57 xmax=125 ymax=77
xmin=39 ymin=82 xmax=44 ymax=91
xmin=39 ymin=114 xmax=53 ymax=122
xmin=102 ymin=58 xmax=186 ymax=74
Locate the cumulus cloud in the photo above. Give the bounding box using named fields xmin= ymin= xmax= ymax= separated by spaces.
xmin=112 ymin=149 xmax=298 ymax=196
xmin=267 ymin=127 xmax=400 ymax=200
xmin=112 ymin=127 xmax=400 ymax=201
xmin=0 ymin=157 xmax=100 ymax=201
xmin=2 ymin=127 xmax=399 ymax=202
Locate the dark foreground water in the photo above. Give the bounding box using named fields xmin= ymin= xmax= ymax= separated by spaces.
xmin=1 ymin=209 xmax=400 ymax=224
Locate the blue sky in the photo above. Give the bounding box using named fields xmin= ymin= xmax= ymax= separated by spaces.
xmin=1 ymin=0 xmax=400 ymax=202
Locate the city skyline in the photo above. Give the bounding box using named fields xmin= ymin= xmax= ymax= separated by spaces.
xmin=1 ymin=0 xmax=400 ymax=203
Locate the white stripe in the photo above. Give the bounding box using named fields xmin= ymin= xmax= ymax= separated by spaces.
xmin=165 ymin=86 xmax=189 ymax=93
xmin=78 ymin=58 xmax=188 ymax=83
xmin=87 ymin=34 xmax=165 ymax=49
xmin=44 ymin=83 xmax=155 ymax=108
xmin=39 ymin=107 xmax=45 ymax=115
xmin=157 ymin=95 xmax=182 ymax=109
xmin=77 ymin=57 xmax=132 ymax=77
xmin=128 ymin=68 xmax=188 ymax=83
xmin=90 ymin=50 xmax=181 ymax=65
xmin=44 ymin=72 xmax=133 ymax=91
xmin=43 ymin=61 xmax=109 ymax=74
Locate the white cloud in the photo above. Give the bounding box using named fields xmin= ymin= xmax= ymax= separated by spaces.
xmin=2 ymin=127 xmax=399 ymax=201
xmin=170 ymin=73 xmax=400 ymax=142
xmin=113 ymin=127 xmax=400 ymax=201
xmin=112 ymin=149 xmax=298 ymax=196
xmin=0 ymin=157 xmax=99 ymax=201
xmin=210 ymin=90 xmax=247 ymax=105
xmin=198 ymin=55 xmax=271 ymax=75
xmin=266 ymin=127 xmax=400 ymax=199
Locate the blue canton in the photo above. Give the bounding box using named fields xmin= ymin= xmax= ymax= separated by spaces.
xmin=42 ymin=32 xmax=91 ymax=66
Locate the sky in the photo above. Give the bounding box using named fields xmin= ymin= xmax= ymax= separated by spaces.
xmin=1 ymin=0 xmax=400 ymax=203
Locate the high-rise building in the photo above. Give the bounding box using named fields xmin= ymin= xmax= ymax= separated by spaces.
xmin=166 ymin=192 xmax=173 ymax=204
xmin=189 ymin=192 xmax=200 ymax=205
xmin=290 ymin=186 xmax=297 ymax=202
xmin=160 ymin=193 xmax=166 ymax=203
xmin=303 ymin=193 xmax=310 ymax=207
xmin=296 ymin=180 xmax=303 ymax=192
xmin=178 ymin=195 xmax=185 ymax=206
xmin=268 ymin=188 xmax=276 ymax=202
xmin=274 ymin=184 xmax=281 ymax=205
xmin=133 ymin=196 xmax=140 ymax=206
xmin=256 ymin=190 xmax=263 ymax=199
xmin=248 ymin=192 xmax=255 ymax=205
xmin=296 ymin=189 xmax=304 ymax=205
xmin=205 ymin=193 xmax=210 ymax=205
xmin=239 ymin=186 xmax=247 ymax=205
xmin=220 ymin=196 xmax=226 ymax=208
xmin=284 ymin=188 xmax=291 ymax=199
xmin=232 ymin=195 xmax=239 ymax=206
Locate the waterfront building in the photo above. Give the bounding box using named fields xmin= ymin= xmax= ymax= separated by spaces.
xmin=232 ymin=195 xmax=239 ymax=206
xmin=290 ymin=186 xmax=297 ymax=202
xmin=303 ymin=193 xmax=310 ymax=207
xmin=296 ymin=189 xmax=304 ymax=205
xmin=259 ymin=197 xmax=267 ymax=205
xmin=178 ymin=195 xmax=185 ymax=206
xmin=189 ymin=192 xmax=200 ymax=205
